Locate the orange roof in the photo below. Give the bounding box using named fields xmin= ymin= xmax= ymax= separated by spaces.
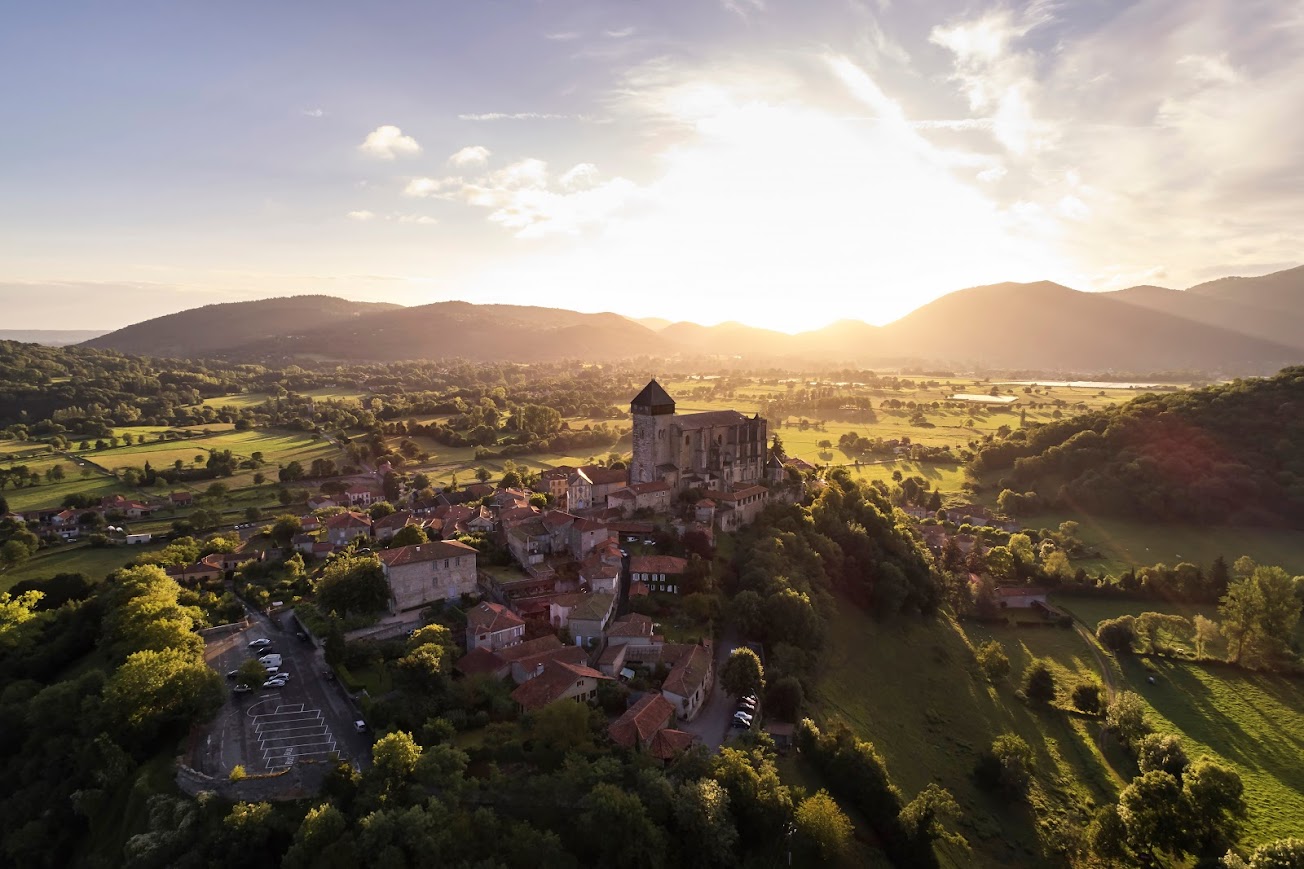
xmin=454 ymin=647 xmax=507 ymax=677
xmin=662 ymin=643 xmax=711 ymax=698
xmin=511 ymin=660 xmax=609 ymax=710
xmin=495 ymin=635 xmax=564 ymax=663
xmin=378 ymin=539 xmax=477 ymax=567
xmin=607 ymin=613 xmax=654 ymax=638
xmin=629 ymin=555 xmax=688 ymax=575
xmin=608 ymin=692 xmax=676 ymax=748
xmin=324 ymin=511 xmax=371 ymax=529
xmin=648 ymin=728 xmax=696 ymax=759
xmin=467 ymin=601 xmax=525 ymax=634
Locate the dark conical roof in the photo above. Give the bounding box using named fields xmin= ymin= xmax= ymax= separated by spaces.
xmin=631 ymin=379 xmax=676 ymax=409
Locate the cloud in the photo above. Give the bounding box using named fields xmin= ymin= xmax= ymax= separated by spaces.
xmin=545 ymin=31 xmax=581 ymax=41
xmin=722 ymin=0 xmax=764 ymax=18
xmin=448 ymin=145 xmax=491 ymax=167
xmin=358 ymin=125 xmax=421 ymax=160
xmin=559 ymin=163 xmax=599 ymax=190
xmin=347 ymin=210 xmax=376 ymax=221
xmin=347 ymin=209 xmax=436 ymax=225
xmin=301 ymin=107 xmax=325 ymax=118
xmin=605 ymin=27 xmax=635 ymax=38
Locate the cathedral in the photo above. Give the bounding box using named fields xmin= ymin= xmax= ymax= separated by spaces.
xmin=629 ymin=379 xmax=770 ymax=492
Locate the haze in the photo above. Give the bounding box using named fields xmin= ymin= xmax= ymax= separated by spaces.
xmin=2 ymin=0 xmax=1302 ymax=333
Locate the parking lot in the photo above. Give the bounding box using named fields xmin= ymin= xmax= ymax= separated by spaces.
xmin=196 ymin=610 xmax=371 ymax=778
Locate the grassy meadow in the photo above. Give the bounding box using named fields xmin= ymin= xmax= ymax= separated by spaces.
xmin=0 ymin=541 xmax=164 ymax=592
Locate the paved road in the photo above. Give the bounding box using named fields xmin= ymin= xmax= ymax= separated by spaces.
xmin=199 ymin=608 xmax=371 ymax=775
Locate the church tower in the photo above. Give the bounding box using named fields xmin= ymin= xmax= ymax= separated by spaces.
xmin=630 ymin=379 xmax=676 ymax=484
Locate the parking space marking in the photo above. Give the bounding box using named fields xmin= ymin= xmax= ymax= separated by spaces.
xmin=251 ymin=707 xmax=337 ymax=771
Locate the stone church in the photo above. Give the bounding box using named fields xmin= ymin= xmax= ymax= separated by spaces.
xmin=629 ymin=379 xmax=770 ymax=492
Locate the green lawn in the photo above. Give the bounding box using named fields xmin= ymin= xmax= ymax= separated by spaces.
xmin=814 ymin=606 xmax=1118 ymax=867
xmin=1119 ymin=655 xmax=1304 ymax=847
xmin=1 ymin=541 xmax=163 ymax=592
xmin=3 ymin=474 xmax=129 ymax=513
xmin=1016 ymin=510 xmax=1304 ymax=576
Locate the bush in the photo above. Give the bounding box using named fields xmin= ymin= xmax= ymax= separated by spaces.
xmin=975 ymin=640 xmax=1010 ymax=683
xmin=975 ymin=733 xmax=1034 ymax=799
xmin=1023 ymin=659 xmax=1055 ymax=705
xmin=1071 ymin=682 xmax=1102 ymax=715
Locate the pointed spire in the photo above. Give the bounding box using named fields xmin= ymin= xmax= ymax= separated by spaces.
xmin=631 ymin=379 xmax=676 ymax=413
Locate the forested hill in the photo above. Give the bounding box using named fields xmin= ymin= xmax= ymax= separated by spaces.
xmin=83 ymin=296 xmax=400 ymax=358
xmin=972 ymin=367 xmax=1304 ymax=526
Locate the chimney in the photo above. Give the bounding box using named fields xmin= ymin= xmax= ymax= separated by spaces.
xmin=536 ymin=662 xmax=544 ymax=677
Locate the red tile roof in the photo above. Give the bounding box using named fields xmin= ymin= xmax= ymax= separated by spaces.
xmin=510 ymin=660 xmax=609 ymax=710
xmin=454 ymin=647 xmax=507 ymax=677
xmin=579 ymin=465 xmax=628 ymax=486
xmin=467 ymin=601 xmax=525 ymax=634
xmin=324 ymin=511 xmax=371 ymax=529
xmin=607 ymin=613 xmax=655 ymax=638
xmin=630 ymin=480 xmax=671 ymax=495
xmin=648 ymin=728 xmax=696 ymax=760
xmin=608 ymin=692 xmax=676 ymax=748
xmin=629 ymin=555 xmax=688 ymax=575
xmin=495 ymin=635 xmax=564 ymax=663
xmin=662 ymin=643 xmax=711 ymax=698
xmin=378 ymin=539 xmax=477 ymax=567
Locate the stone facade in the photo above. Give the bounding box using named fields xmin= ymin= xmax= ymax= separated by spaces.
xmin=379 ymin=540 xmax=478 ymax=613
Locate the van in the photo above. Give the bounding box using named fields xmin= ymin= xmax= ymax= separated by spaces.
xmin=258 ymin=654 xmax=282 ymax=667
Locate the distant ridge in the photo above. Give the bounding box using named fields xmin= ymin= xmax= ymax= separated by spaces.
xmin=84 ymin=295 xmax=402 ymax=358
xmin=0 ymin=329 xmax=107 ymax=346
xmin=75 ymin=266 xmax=1304 ymax=372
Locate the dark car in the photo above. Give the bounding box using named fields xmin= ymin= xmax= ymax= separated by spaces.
xmin=731 ymin=718 xmax=751 ymax=729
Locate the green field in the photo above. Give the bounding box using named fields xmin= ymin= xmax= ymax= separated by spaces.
xmin=1120 ymin=655 xmax=1304 ymax=847
xmin=1 ymin=541 xmax=162 ymax=592
xmin=0 ymin=440 xmax=53 ymax=459
xmin=1019 ymin=510 xmax=1304 ymax=576
xmin=814 ymin=607 xmax=1118 ymax=867
xmin=3 ymin=474 xmax=130 ymax=513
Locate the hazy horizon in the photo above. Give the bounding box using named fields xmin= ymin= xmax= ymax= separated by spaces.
xmin=3 ymin=0 xmax=1302 ymax=333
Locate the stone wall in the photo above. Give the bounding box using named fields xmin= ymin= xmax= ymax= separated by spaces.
xmin=175 ymin=759 xmax=335 ymax=802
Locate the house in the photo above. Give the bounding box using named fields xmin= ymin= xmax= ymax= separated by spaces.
xmin=569 ymin=517 xmax=612 ymax=559
xmin=549 ymin=592 xmax=617 ymax=646
xmin=344 ymin=485 xmax=381 ymax=508
xmin=378 ymin=539 xmax=479 ymax=613
xmin=539 ymin=467 xmax=574 ymax=504
xmin=694 ymin=499 xmax=716 ymax=525
xmin=566 ymin=468 xmax=595 ymax=511
xmin=454 ymin=646 xmax=512 ymax=680
xmin=291 ymin=533 xmax=317 ymax=555
xmin=701 ymin=486 xmax=768 ymax=532
xmin=648 ymin=729 xmax=697 ymax=760
xmin=489 ymin=488 xmax=531 ymax=512
xmin=510 ymin=659 xmax=610 ymax=711
xmin=578 ymin=541 xmax=623 ymax=595
xmin=596 ymin=642 xmax=629 ymax=676
xmin=50 ymin=509 xmax=78 ymax=528
xmin=100 ymin=494 xmax=157 ymax=518
xmin=661 ymin=642 xmax=713 ymax=722
xmin=502 ymin=637 xmax=589 ymax=685
xmin=497 ymin=504 xmax=540 ymax=529
xmin=123 ymin=532 xmax=152 ymax=545
xmin=608 ymin=692 xmax=677 ymax=750
xmin=307 ymin=495 xmax=337 ymax=511
xmin=169 ymin=491 xmax=194 ymax=507
xmin=372 ymin=510 xmax=418 ymax=542
xmin=506 ymin=518 xmax=550 ymax=567
xmin=202 ymin=550 xmax=262 ymax=573
xmin=164 ymin=561 xmax=224 ymax=584
xmin=605 ymin=613 xmax=664 ymax=661
xmin=996 ymin=586 xmax=1049 ymax=609
xmin=466 ymin=505 xmax=497 ymax=534
xmin=629 ymin=555 xmax=688 ymax=595
xmin=466 ymin=601 xmax=526 ymax=652
xmin=324 ymin=511 xmax=372 ymax=546
xmin=298 ymin=514 xmax=321 ymax=533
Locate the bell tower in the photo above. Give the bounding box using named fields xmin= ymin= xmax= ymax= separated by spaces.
xmin=630 ymin=379 xmax=675 ymax=484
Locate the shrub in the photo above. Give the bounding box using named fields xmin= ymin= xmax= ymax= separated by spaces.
xmin=1071 ymin=682 xmax=1102 ymax=715
xmin=975 ymin=733 xmax=1034 ymax=799
xmin=229 ymin=765 xmax=247 ymax=782
xmin=975 ymin=640 xmax=1011 ymax=683
xmin=1023 ymin=659 xmax=1056 ymax=705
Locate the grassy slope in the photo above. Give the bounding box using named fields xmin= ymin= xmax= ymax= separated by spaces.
xmin=814 ymin=607 xmax=1118 ymax=867
xmin=1 ymin=541 xmax=164 ymax=592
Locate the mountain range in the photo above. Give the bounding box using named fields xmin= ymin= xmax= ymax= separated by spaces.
xmin=78 ymin=266 xmax=1304 ymax=373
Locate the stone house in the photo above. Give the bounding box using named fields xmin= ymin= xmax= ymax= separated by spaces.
xmin=550 ymin=592 xmax=617 ymax=647
xmin=465 ymin=601 xmax=525 ymax=652
xmin=377 ymin=539 xmax=478 ymax=613
xmin=629 ymin=555 xmax=689 ymax=595
xmin=660 ymin=642 xmax=713 ymax=722
xmin=510 ymin=660 xmax=610 ymax=711
xmin=608 ymin=692 xmax=676 ymax=751
xmin=325 ymin=511 xmax=372 ymax=546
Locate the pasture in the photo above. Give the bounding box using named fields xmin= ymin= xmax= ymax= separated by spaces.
xmin=1017 ymin=510 xmax=1304 ymax=576
xmin=1 ymin=541 xmax=162 ymax=593
xmin=814 ymin=606 xmax=1117 ymax=867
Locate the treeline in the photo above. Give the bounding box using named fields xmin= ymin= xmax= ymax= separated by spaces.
xmin=971 ymin=367 xmax=1304 ymax=526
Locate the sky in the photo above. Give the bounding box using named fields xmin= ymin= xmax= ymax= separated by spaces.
xmin=2 ymin=0 xmax=1301 ymax=333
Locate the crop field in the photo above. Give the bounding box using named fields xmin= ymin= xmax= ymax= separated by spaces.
xmin=814 ymin=606 xmax=1117 ymax=867
xmin=0 ymin=440 xmax=53 ymax=459
xmin=1 ymin=541 xmax=163 ymax=592
xmin=1016 ymin=510 xmax=1304 ymax=576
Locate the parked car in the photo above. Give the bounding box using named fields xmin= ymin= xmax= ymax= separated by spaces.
xmin=733 ymin=711 xmax=754 ymax=724
xmin=263 ymin=665 xmax=279 ymax=675
xmin=354 ymin=720 xmax=368 ymax=733
xmin=731 ymin=717 xmax=752 ymax=729
xmin=741 ymin=693 xmax=759 ymax=705
xmin=263 ymin=676 xmax=288 ymax=688
xmin=737 ymin=698 xmax=757 ymax=711
xmin=248 ymin=638 xmax=272 ymax=649
xmin=323 ymin=670 xmax=336 ymax=682
xmin=226 ymin=669 xmax=239 ymax=680
xmin=233 ymin=684 xmax=252 ymax=694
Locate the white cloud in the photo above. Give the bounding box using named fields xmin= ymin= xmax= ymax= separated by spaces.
xmin=458 ymin=112 xmax=589 ymax=121
xmin=358 ymin=125 xmax=422 ymax=160
xmin=559 ymin=163 xmax=599 ymax=190
xmin=1177 ymin=53 xmax=1240 ymax=85
xmin=545 ymin=31 xmax=581 ymax=41
xmin=605 ymin=27 xmax=635 ymax=38
xmin=405 ymin=177 xmax=461 ymax=197
xmin=346 ymin=210 xmax=375 ymax=221
xmin=301 ymin=107 xmax=325 ymax=118
xmin=722 ymin=0 xmax=764 ymax=18
xmin=448 ymin=145 xmax=491 ymax=167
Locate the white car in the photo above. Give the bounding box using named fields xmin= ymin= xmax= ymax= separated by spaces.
xmin=733 ymin=710 xmax=754 ymax=724
xmin=248 ymin=638 xmax=272 ymax=649
xmin=263 ymin=676 xmax=289 ymax=688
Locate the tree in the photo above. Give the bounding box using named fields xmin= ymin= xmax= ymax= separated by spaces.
xmin=1224 ymin=838 xmax=1304 ymax=869
xmin=1137 ymin=733 xmax=1189 ymax=778
xmin=244 ymin=506 xmax=261 ymax=523
xmin=1096 ymin=616 xmax=1137 ymax=654
xmin=579 ymin=783 xmax=665 ymax=869
xmin=720 ymin=647 xmax=764 ymax=698
xmin=1 ymin=539 xmax=32 ymax=569
xmin=1071 ymin=682 xmax=1103 ymax=715
xmin=898 ymin=783 xmax=963 ymax=857
xmin=794 ymin=790 xmax=854 ymax=863
xmin=391 ymin=524 xmax=427 ymax=547
xmin=976 ymin=733 xmax=1034 ymax=799
xmin=674 ymin=778 xmax=738 ymax=867
xmin=1088 ymin=804 xmax=1131 ymax=863
xmin=473 ymin=467 xmax=491 ymax=484
xmin=1253 ymin=565 xmax=1302 ymax=659
xmin=1193 ymin=614 xmax=1222 ymax=658
xmin=1105 ymin=691 xmax=1152 ymax=751
xmin=372 ymin=730 xmax=423 ymax=782
xmin=1119 ymin=770 xmax=1188 ymax=859
xmin=1184 ymin=757 xmax=1246 ymax=854
xmin=237 ymin=658 xmax=269 ymax=689
xmin=206 ymin=482 xmax=229 ymax=500
xmin=764 ymin=675 xmax=805 ymax=722
xmin=1023 ymin=659 xmax=1055 ymax=705
xmin=283 ymin=803 xmax=350 ymax=869
xmin=103 ymin=647 xmax=225 ymax=743
xmin=315 ymin=553 xmax=389 ymax=616
xmin=270 ymin=514 xmax=302 ymax=547
xmin=252 ymin=472 xmax=266 ymax=485
xmin=975 ymin=640 xmax=1010 ymax=683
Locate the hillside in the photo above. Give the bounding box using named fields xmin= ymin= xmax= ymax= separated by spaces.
xmin=971 ymin=366 xmax=1304 ymax=526
xmin=1187 ymin=264 xmax=1304 ymax=314
xmin=250 ymin=300 xmax=665 ymax=362
xmin=1104 ymin=284 xmax=1304 ymax=351
xmin=83 ymin=296 xmax=402 ymax=358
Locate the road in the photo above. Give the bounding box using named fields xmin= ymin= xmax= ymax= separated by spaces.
xmin=199 ymin=608 xmax=371 ymax=776
xmin=681 ymin=629 xmax=750 ymax=751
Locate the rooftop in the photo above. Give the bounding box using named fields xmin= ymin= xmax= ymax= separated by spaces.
xmin=378 ymin=539 xmax=477 ymax=567
xmin=630 ymin=555 xmax=688 ymax=575
xmin=608 ymin=692 xmax=676 ymax=749
xmin=511 ymin=659 xmax=609 ymax=710
xmin=466 ymin=601 xmax=525 ymax=634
